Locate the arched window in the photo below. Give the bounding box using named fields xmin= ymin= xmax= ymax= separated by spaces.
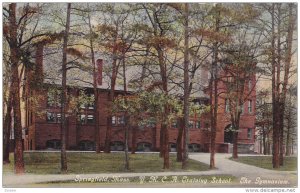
xmin=46 ymin=139 xmax=61 ymax=150
xmin=78 ymin=140 xmax=95 ymax=151
xmin=188 ymin=143 xmax=201 ymax=152
xmin=110 ymin=141 xmax=124 ymax=151
xmin=169 ymin=143 xmax=177 ymax=152
xmin=137 ymin=142 xmax=152 ymax=152
xmin=224 ymin=124 xmax=234 ymax=143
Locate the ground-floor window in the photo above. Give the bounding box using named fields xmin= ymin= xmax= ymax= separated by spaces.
xmin=46 ymin=139 xmax=61 ymax=149
xmin=169 ymin=143 xmax=176 ymax=152
xmin=78 ymin=140 xmax=95 ymax=151
xmin=137 ymin=142 xmax=152 ymax=152
xmin=188 ymin=143 xmax=201 ymax=152
xmin=110 ymin=141 xmax=124 ymax=151
xmin=247 ymin=128 xmax=252 ymax=139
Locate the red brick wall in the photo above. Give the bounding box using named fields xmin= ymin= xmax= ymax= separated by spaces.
xmin=27 ymin=79 xmax=255 ymax=152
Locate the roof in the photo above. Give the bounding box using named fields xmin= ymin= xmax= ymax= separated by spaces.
xmin=41 ymin=45 xmax=209 ymax=98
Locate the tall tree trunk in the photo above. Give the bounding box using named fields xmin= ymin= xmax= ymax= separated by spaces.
xmin=176 ymin=117 xmax=183 ymax=162
xmin=156 ymin=36 xmax=169 ymax=168
xmin=104 ymin=28 xmax=119 ymax=153
xmin=122 ymin=50 xmax=130 ymax=170
xmin=279 ymin=102 xmax=284 ymax=165
xmin=271 ymin=4 xmax=280 ymax=169
xmin=285 ymin=110 xmax=291 ymax=156
xmin=276 ymin=4 xmax=284 ymax=166
xmin=279 ymin=3 xmax=295 ymax=165
xmin=232 ymin=130 xmax=239 ymax=159
xmin=87 ymin=6 xmax=100 ymax=153
xmin=124 ymin=120 xmax=130 ymax=170
xmin=182 ymin=3 xmax=190 ymax=169
xmin=159 ymin=124 xmax=164 ymax=158
xmin=60 ymin=3 xmax=71 ymax=173
xmin=162 ymin=123 xmax=169 ymax=169
xmin=263 ymin=125 xmax=267 ymax=155
xmin=9 ymin=3 xmax=25 ymax=174
xmin=209 ymin=3 xmax=220 ymax=169
xmin=3 ymin=95 xmax=12 ymax=164
xmin=131 ymin=126 xmax=136 ymax=154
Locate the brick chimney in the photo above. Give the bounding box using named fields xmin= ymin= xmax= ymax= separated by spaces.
xmin=96 ymin=59 xmax=103 ymax=85
xmin=35 ymin=43 xmax=44 ymax=83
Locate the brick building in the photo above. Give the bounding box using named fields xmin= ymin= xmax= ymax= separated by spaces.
xmin=23 ymin=46 xmax=256 ymax=153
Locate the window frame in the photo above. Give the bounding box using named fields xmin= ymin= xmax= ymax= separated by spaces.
xmin=112 ymin=115 xmax=125 ymax=126
xmin=46 ymin=112 xmax=61 ymax=123
xmin=248 ymin=100 xmax=252 ymax=113
xmin=188 ymin=120 xmax=194 ymax=129
xmin=225 ymin=99 xmax=230 ymax=113
xmin=247 ymin=128 xmax=252 ymax=139
xmin=78 ymin=114 xmax=95 ymax=125
xmin=195 ymin=121 xmax=201 ymax=129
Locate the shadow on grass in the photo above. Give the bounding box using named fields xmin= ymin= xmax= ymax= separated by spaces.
xmin=4 ymin=152 xmax=211 ymax=174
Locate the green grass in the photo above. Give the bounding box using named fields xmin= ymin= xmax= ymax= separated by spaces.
xmin=3 ymin=152 xmax=210 ymax=174
xmin=229 ymin=156 xmax=297 ymax=171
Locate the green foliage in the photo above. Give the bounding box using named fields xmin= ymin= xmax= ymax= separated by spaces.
xmin=69 ymin=89 xmax=95 ymax=115
xmin=112 ymin=91 xmax=209 ymax=127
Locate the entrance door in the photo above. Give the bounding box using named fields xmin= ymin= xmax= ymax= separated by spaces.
xmin=224 ymin=124 xmax=234 ymax=143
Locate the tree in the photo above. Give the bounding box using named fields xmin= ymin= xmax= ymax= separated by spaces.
xmin=284 ymin=85 xmax=297 ymax=156
xmin=60 ymin=2 xmax=71 ymax=173
xmin=85 ymin=3 xmax=101 ymax=153
xmin=256 ymin=90 xmax=272 ymax=155
xmin=182 ymin=3 xmax=190 ymax=169
xmin=221 ymin=42 xmax=257 ymax=159
xmin=98 ymin=4 xmax=131 ymax=153
xmin=3 ymin=41 xmax=13 ymax=164
xmin=278 ymin=3 xmax=295 ymax=166
xmin=4 ymin=3 xmax=25 ymax=174
xmin=139 ymin=3 xmax=181 ymax=169
xmin=3 ymin=3 xmax=66 ymax=169
xmin=260 ymin=3 xmax=296 ymax=168
xmin=209 ymin=3 xmax=221 ymax=169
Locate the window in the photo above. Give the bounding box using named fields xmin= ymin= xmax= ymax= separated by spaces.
xmin=171 ymin=121 xmax=178 ymax=128
xmin=188 ymin=120 xmax=194 ymax=129
xmin=46 ymin=139 xmax=61 ymax=149
xmin=87 ymin=115 xmax=94 ymax=124
xmin=80 ymin=114 xmax=86 ymax=124
xmin=112 ymin=116 xmax=125 ymax=126
xmin=196 ymin=121 xmax=201 ymax=129
xmin=247 ymin=128 xmax=252 ymax=139
xmin=117 ymin=116 xmax=125 ymax=125
xmin=79 ymin=89 xmax=95 ymax=110
xmin=46 ymin=112 xmax=55 ymax=123
xmin=240 ymin=104 xmax=244 ymax=114
xmin=225 ymin=99 xmax=230 ymax=112
xmin=248 ymin=100 xmax=252 ymax=113
xmin=248 ymin=80 xmax=252 ymax=91
xmin=112 ymin=116 xmax=117 ymax=125
xmin=47 ymin=90 xmax=62 ymax=107
xmin=78 ymin=114 xmax=94 ymax=124
xmin=56 ymin=113 xmax=61 ymax=123
xmin=46 ymin=112 xmax=61 ymax=123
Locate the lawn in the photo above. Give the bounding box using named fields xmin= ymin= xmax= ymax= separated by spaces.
xmin=3 ymin=152 xmax=210 ymax=174
xmin=229 ymin=156 xmax=297 ymax=171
